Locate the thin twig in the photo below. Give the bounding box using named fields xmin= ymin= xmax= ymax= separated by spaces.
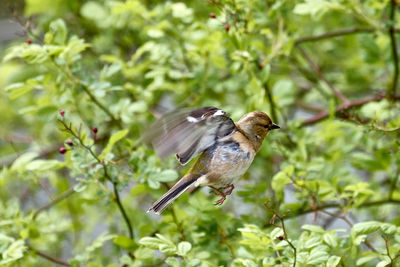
xmin=295 ymin=27 xmax=376 ymax=44
xmin=218 ymin=226 xmax=236 ymax=259
xmin=50 ymin=58 xmax=122 ymax=128
xmin=319 ymin=210 xmax=377 ymax=253
xmin=301 ymin=94 xmax=400 ymax=126
xmin=33 ymin=187 xmax=76 ymax=220
xmin=58 ymin=119 xmax=134 ymax=239
xmin=263 ymin=83 xmax=278 ymax=122
xmin=111 ymin=180 xmax=134 ymax=239
xmin=285 ymin=198 xmax=400 ymax=219
xmin=389 ymin=0 xmax=399 ymax=98
xmin=79 ymin=82 xmax=122 ymax=128
xmin=295 ymin=101 xmax=325 ymax=113
xmin=389 ymin=168 xmax=400 ymax=200
xmin=27 ymin=244 xmax=70 ymax=266
xmin=296 ymin=45 xmax=350 ymax=105
xmin=385 ymin=238 xmax=394 ymax=265
xmin=170 ymin=207 xmax=187 ymax=241
xmin=264 ymin=202 xmax=297 ymax=267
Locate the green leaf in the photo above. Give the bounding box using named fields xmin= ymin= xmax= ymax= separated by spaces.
xmin=5 ymin=76 xmax=44 ymax=99
xmin=356 ymin=253 xmax=379 ymax=266
xmin=260 ymin=64 xmax=271 ymax=83
xmin=177 ymin=241 xmax=191 ymax=256
xmin=380 ymin=223 xmax=397 ymax=235
xmin=326 ymin=255 xmax=341 ymax=267
xmin=25 ymin=160 xmax=65 ymax=171
xmin=271 ymin=165 xmax=293 ymax=200
xmin=81 ymin=1 xmax=109 ymax=28
xmin=113 ymin=236 xmax=135 ymax=248
xmin=376 ymin=258 xmax=391 ymax=267
xmin=307 ymin=248 xmax=329 ymax=264
xmin=48 ymin=19 xmax=67 ymax=45
xmin=73 ymin=183 xmax=87 ymax=193
xmin=353 ymin=235 xmax=367 ymax=246
xmin=350 ymin=152 xmax=387 ymax=171
xmin=302 ymin=224 xmax=325 ymax=233
xmin=0 ymin=240 xmax=26 ymax=265
xmin=157 ymin=170 xmax=179 ymax=182
xmin=293 ymin=0 xmax=342 ymax=19
xmin=99 ymin=129 xmax=129 ymax=160
xmin=352 ymin=221 xmax=381 ymax=235
xmin=139 ymin=234 xmax=177 ymax=255
xmin=138 ymin=237 xmax=163 ymax=249
xmin=11 ymin=152 xmax=38 ymax=171
xmin=165 ymin=257 xmax=180 ymax=267
xmin=323 ymin=233 xmax=338 ymax=248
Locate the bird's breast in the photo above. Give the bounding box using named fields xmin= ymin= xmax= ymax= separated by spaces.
xmin=195 ymin=134 xmax=256 ymax=187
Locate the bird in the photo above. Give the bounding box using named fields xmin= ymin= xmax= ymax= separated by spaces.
xmin=143 ymin=107 xmax=280 ymax=214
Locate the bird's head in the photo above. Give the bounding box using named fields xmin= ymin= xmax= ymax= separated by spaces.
xmin=236 ymin=111 xmax=280 ymax=150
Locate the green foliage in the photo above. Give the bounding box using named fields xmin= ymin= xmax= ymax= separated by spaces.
xmin=1 ymin=0 xmax=400 ymax=266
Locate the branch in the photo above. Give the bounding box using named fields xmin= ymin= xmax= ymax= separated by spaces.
xmin=319 ymin=210 xmax=377 ymax=253
xmin=295 ymin=27 xmax=376 ymax=44
xmin=58 ymin=119 xmax=134 ymax=240
xmin=218 ymin=225 xmax=237 ymax=259
xmin=390 ymin=168 xmax=400 ymax=200
xmin=295 ymin=26 xmax=400 ymax=44
xmin=27 ymin=244 xmax=70 ymax=266
xmin=33 ymin=187 xmax=75 ymax=220
xmin=285 ymin=198 xmax=400 ymax=219
xmin=389 ymin=0 xmax=399 ymax=98
xmin=112 ymin=181 xmax=134 ymax=239
xmin=296 ymin=45 xmax=350 ymax=105
xmin=1 ymin=143 xmax=62 ymax=167
xmin=264 ymin=202 xmax=297 ymax=267
xmin=79 ymin=82 xmax=122 ymax=128
xmin=263 ymin=83 xmax=278 ymax=122
xmin=49 ymin=58 xmax=122 ymax=129
xmin=301 ymin=94 xmax=400 ymax=126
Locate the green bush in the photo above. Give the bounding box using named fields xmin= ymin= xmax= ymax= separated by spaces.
xmin=1 ymin=0 xmax=400 ymax=266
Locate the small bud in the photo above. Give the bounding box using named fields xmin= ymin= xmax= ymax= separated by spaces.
xmin=92 ymin=127 xmax=98 ymax=134
xmin=67 ymin=141 xmax=73 ymax=146
xmin=278 ymin=236 xmax=284 ymax=241
xmin=210 ymin=13 xmax=216 ymax=18
xmin=60 ymin=110 xmax=65 ymax=116
xmin=26 ymin=38 xmax=32 ymax=44
xmin=59 ymin=147 xmax=67 ymax=154
xmin=225 ymin=24 xmax=230 ymax=32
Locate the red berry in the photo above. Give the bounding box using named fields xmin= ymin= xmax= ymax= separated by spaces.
xmin=60 ymin=110 xmax=65 ymax=116
xmin=26 ymin=38 xmax=32 ymax=44
xmin=278 ymin=236 xmax=284 ymax=241
xmin=59 ymin=147 xmax=67 ymax=154
xmin=210 ymin=13 xmax=216 ymax=18
xmin=225 ymin=24 xmax=230 ymax=32
xmin=67 ymin=141 xmax=73 ymax=146
xmin=92 ymin=127 xmax=98 ymax=134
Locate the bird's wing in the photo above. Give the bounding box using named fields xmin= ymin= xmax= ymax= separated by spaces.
xmin=142 ymin=107 xmax=237 ymax=165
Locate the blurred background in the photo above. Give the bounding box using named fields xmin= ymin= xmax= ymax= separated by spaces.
xmin=0 ymin=0 xmax=400 ymax=266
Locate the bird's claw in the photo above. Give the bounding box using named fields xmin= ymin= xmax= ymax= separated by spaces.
xmin=209 ymin=184 xmax=234 ymax=205
xmin=215 ymin=196 xmax=226 ymax=205
xmin=222 ymin=184 xmax=234 ymax=195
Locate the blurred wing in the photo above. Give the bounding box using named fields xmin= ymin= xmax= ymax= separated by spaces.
xmin=142 ymin=107 xmax=237 ymax=165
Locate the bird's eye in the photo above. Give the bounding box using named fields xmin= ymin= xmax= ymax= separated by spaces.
xmin=263 ymin=124 xmax=269 ymax=128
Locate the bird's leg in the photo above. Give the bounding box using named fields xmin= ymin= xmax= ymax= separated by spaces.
xmin=209 ymin=186 xmax=228 ymax=206
xmin=222 ymin=184 xmax=234 ymax=195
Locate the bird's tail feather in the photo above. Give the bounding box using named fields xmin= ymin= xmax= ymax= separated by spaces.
xmin=147 ymin=174 xmax=199 ymax=214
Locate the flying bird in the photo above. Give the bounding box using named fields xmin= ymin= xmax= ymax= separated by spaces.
xmin=143 ymin=107 xmax=280 ymax=214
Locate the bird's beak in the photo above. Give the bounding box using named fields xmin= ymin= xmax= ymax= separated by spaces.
xmin=270 ymin=123 xmax=280 ymax=130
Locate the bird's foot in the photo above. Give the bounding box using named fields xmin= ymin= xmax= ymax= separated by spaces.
xmin=215 ymin=196 xmax=226 ymax=205
xmin=222 ymin=184 xmax=234 ymax=195
xmin=209 ymin=185 xmax=233 ymax=206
